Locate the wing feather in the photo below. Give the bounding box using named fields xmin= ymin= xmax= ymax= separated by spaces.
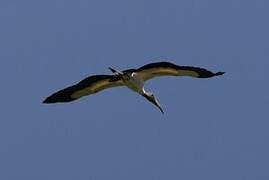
xmin=43 ymin=75 xmax=123 ymax=103
xmin=136 ymin=62 xmax=224 ymax=81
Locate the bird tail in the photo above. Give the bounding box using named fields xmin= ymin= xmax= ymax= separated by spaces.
xmin=108 ymin=67 xmax=123 ymax=75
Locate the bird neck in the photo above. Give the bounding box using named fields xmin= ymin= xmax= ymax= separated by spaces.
xmin=142 ymin=89 xmax=152 ymax=97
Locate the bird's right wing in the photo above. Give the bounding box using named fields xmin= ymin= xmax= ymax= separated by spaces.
xmin=136 ymin=62 xmax=225 ymax=81
xmin=43 ymin=75 xmax=124 ymax=103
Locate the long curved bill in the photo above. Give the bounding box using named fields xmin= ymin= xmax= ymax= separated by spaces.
xmin=152 ymin=97 xmax=164 ymax=114
xmin=143 ymin=94 xmax=164 ymax=114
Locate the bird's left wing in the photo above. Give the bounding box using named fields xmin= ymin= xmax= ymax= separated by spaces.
xmin=43 ymin=75 xmax=123 ymax=103
xmin=135 ymin=62 xmax=224 ymax=81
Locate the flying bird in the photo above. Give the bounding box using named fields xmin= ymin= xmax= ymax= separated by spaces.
xmin=43 ymin=62 xmax=225 ymax=113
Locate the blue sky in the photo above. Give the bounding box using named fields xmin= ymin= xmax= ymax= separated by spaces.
xmin=1 ymin=0 xmax=269 ymax=179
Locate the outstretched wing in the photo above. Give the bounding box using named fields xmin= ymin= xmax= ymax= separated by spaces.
xmin=43 ymin=75 xmax=123 ymax=103
xmin=135 ymin=62 xmax=225 ymax=81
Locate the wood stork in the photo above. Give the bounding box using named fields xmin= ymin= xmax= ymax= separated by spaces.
xmin=43 ymin=62 xmax=225 ymax=113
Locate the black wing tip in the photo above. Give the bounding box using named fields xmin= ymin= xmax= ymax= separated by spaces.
xmin=42 ymin=96 xmax=58 ymax=104
xmin=43 ymin=97 xmax=51 ymax=104
xmin=198 ymin=70 xmax=225 ymax=78
xmin=42 ymin=93 xmax=76 ymax=104
xmin=42 ymin=97 xmax=60 ymax=104
xmin=215 ymin=71 xmax=225 ymax=76
xmin=42 ymin=97 xmax=75 ymax=104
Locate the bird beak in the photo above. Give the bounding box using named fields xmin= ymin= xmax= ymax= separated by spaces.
xmin=143 ymin=94 xmax=164 ymax=114
xmin=153 ymin=97 xmax=164 ymax=114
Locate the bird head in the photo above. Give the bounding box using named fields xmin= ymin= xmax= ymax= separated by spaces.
xmin=143 ymin=92 xmax=164 ymax=114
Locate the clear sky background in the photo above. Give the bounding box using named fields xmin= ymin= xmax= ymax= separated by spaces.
xmin=0 ymin=0 xmax=268 ymax=179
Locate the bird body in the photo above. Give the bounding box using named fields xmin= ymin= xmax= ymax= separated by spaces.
xmin=122 ymin=72 xmax=145 ymax=94
xmin=43 ymin=61 xmax=225 ymax=113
